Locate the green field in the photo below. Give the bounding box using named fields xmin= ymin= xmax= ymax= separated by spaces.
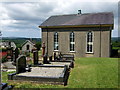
xmin=2 ymin=58 xmax=118 ymax=88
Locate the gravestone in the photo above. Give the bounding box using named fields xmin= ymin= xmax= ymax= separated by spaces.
xmin=15 ymin=48 xmax=19 ymax=61
xmin=12 ymin=48 xmax=19 ymax=65
xmin=54 ymin=52 xmax=57 ymax=61
xmin=49 ymin=56 xmax=52 ymax=62
xmin=62 ymin=54 xmax=74 ymax=61
xmin=12 ymin=51 xmax=15 ymax=65
xmin=43 ymin=54 xmax=50 ymax=64
xmin=16 ymin=55 xmax=26 ymax=74
xmin=33 ymin=50 xmax=38 ymax=65
xmin=7 ymin=47 xmax=13 ymax=61
xmin=42 ymin=42 xmax=46 ymax=57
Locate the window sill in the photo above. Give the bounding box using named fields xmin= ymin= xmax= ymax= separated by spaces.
xmin=70 ymin=51 xmax=76 ymax=53
xmin=86 ymin=52 xmax=94 ymax=54
xmin=54 ymin=50 xmax=59 ymax=52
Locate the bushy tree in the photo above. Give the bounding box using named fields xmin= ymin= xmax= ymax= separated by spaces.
xmin=112 ymin=41 xmax=120 ymax=47
xmin=35 ymin=42 xmax=41 ymax=50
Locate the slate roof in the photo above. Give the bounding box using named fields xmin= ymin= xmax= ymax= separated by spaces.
xmin=21 ymin=40 xmax=35 ymax=47
xmin=39 ymin=12 xmax=114 ymax=27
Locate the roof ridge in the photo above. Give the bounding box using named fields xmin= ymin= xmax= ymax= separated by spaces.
xmin=51 ymin=14 xmax=77 ymax=17
xmin=39 ymin=12 xmax=114 ymax=27
xmin=51 ymin=12 xmax=113 ymax=17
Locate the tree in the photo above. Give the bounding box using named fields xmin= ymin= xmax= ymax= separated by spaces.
xmin=35 ymin=42 xmax=41 ymax=50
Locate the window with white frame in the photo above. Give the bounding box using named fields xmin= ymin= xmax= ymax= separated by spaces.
xmin=70 ymin=32 xmax=75 ymax=51
xmin=54 ymin=32 xmax=59 ymax=50
xmin=86 ymin=31 xmax=93 ymax=53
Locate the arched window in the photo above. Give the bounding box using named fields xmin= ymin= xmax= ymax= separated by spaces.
xmin=70 ymin=32 xmax=75 ymax=51
xmin=86 ymin=31 xmax=93 ymax=53
xmin=54 ymin=32 xmax=59 ymax=50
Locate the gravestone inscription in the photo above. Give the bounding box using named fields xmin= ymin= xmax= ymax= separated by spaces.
xmin=16 ymin=55 xmax=26 ymax=74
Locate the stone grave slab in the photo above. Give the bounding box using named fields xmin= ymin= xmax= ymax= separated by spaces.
xmin=44 ymin=62 xmax=72 ymax=68
xmin=8 ymin=65 xmax=69 ymax=85
xmin=17 ymin=67 xmax=64 ymax=77
xmin=62 ymin=54 xmax=74 ymax=61
xmin=3 ymin=62 xmax=16 ymax=69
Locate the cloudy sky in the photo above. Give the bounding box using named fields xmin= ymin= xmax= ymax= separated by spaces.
xmin=0 ymin=0 xmax=119 ymax=38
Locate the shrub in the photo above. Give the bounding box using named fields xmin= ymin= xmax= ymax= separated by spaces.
xmin=0 ymin=48 xmax=7 ymax=52
xmin=2 ymin=55 xmax=7 ymax=63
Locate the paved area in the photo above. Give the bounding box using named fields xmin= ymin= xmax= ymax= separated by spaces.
xmin=17 ymin=67 xmax=65 ymax=78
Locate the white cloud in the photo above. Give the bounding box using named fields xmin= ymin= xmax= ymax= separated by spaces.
xmin=0 ymin=1 xmax=119 ymax=37
xmin=0 ymin=20 xmax=17 ymax=26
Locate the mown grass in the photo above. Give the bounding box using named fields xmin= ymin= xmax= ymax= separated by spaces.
xmin=2 ymin=58 xmax=118 ymax=88
xmin=2 ymin=71 xmax=15 ymax=83
xmin=68 ymin=58 xmax=118 ymax=88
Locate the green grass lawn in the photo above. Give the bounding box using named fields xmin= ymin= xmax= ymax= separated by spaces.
xmin=2 ymin=58 xmax=118 ymax=88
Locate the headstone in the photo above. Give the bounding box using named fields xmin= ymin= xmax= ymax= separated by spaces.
xmin=15 ymin=48 xmax=19 ymax=61
xmin=49 ymin=56 xmax=52 ymax=62
xmin=54 ymin=52 xmax=57 ymax=61
xmin=16 ymin=55 xmax=26 ymax=74
xmin=42 ymin=42 xmax=46 ymax=57
xmin=7 ymin=47 xmax=13 ymax=61
xmin=43 ymin=55 xmax=47 ymax=64
xmin=59 ymin=52 xmax=62 ymax=60
xmin=62 ymin=54 xmax=74 ymax=61
xmin=43 ymin=54 xmax=50 ymax=64
xmin=33 ymin=50 xmax=38 ymax=65
xmin=12 ymin=51 xmax=15 ymax=65
xmin=12 ymin=48 xmax=19 ymax=65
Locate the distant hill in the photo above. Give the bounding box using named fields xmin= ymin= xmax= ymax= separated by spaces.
xmin=2 ymin=37 xmax=41 ymax=48
xmin=112 ymin=37 xmax=120 ymax=42
xmin=2 ymin=37 xmax=41 ymax=42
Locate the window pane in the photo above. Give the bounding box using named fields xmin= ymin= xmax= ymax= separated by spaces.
xmin=54 ymin=32 xmax=58 ymax=50
xmin=70 ymin=32 xmax=75 ymax=51
xmin=87 ymin=44 xmax=89 ymax=52
xmin=90 ymin=45 xmax=92 ymax=52
xmin=87 ymin=32 xmax=93 ymax=53
xmin=73 ymin=44 xmax=74 ymax=51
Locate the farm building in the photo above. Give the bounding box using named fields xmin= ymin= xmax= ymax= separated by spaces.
xmin=21 ymin=40 xmax=36 ymax=52
xmin=39 ymin=11 xmax=114 ymax=57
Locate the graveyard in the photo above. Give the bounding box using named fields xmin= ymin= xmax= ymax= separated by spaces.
xmin=0 ymin=43 xmax=118 ymax=89
xmin=8 ymin=51 xmax=74 ymax=86
xmin=0 ymin=42 xmax=75 ymax=89
xmin=1 ymin=57 xmax=118 ymax=88
xmin=0 ymin=40 xmax=119 ymax=89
